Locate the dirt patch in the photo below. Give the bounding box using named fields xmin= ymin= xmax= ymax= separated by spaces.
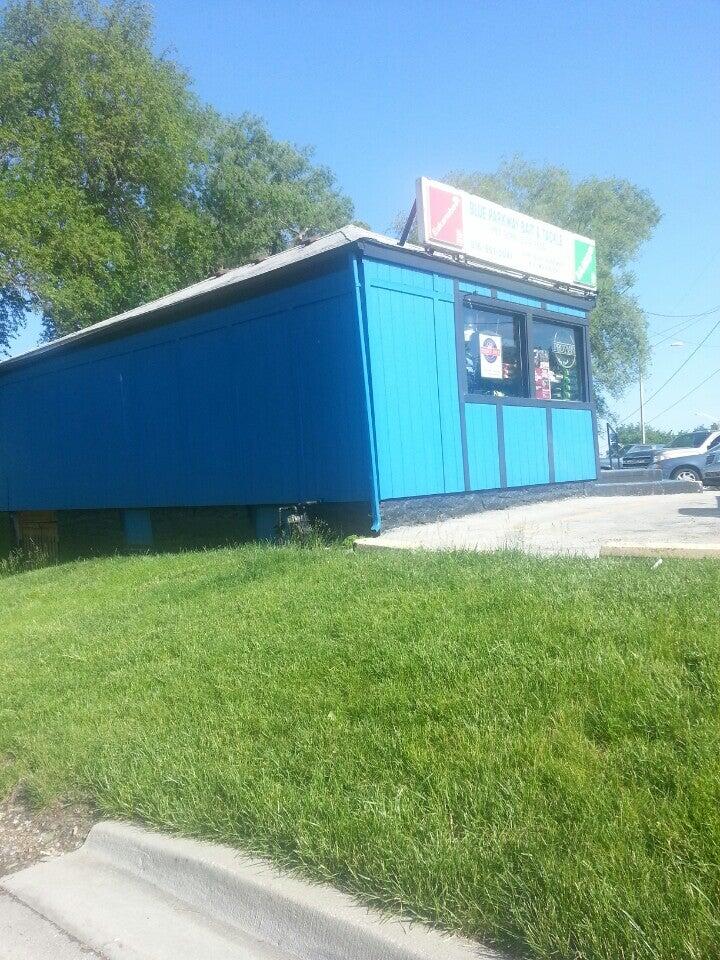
xmin=0 ymin=785 xmax=97 ymax=877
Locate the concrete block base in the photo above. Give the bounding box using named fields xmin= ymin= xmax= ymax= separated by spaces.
xmin=379 ymin=479 xmax=703 ymax=531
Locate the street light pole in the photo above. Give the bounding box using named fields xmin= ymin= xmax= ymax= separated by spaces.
xmin=639 ymin=367 xmax=646 ymax=444
xmin=638 ymin=340 xmax=683 ymax=444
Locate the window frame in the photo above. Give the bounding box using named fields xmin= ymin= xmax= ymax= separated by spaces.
xmin=461 ymin=300 xmax=530 ymax=401
xmin=456 ymin=287 xmax=592 ymax=409
xmin=530 ymin=316 xmax=588 ymax=405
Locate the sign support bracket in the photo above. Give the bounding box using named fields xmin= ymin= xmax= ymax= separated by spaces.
xmin=398 ymin=200 xmax=416 ymax=247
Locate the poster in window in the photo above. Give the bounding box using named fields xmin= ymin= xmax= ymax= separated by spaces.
xmin=533 ymin=348 xmax=551 ymax=400
xmin=479 ymin=333 xmax=503 ymax=379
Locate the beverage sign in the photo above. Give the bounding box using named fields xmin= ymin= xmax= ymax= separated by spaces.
xmin=416 ymin=177 xmax=597 ymax=290
xmin=552 ymin=329 xmax=577 ymax=368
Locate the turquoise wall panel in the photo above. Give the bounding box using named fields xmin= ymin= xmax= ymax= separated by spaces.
xmin=433 ymin=297 xmax=465 ymax=494
xmin=458 ymin=280 xmax=492 ymax=297
xmin=503 ymin=405 xmax=550 ymax=487
xmin=365 ymin=286 xmax=445 ymax=499
xmin=465 ymin=404 xmax=501 ymax=490
xmin=363 ymin=260 xmax=464 ymax=500
xmin=363 ymin=259 xmax=464 ymax=500
xmin=552 ymin=408 xmax=597 ymax=481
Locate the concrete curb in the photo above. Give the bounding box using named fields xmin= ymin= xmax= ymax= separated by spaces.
xmin=600 ymin=542 xmax=720 ymax=559
xmin=3 ymin=821 xmax=500 ymax=960
xmin=354 ymin=538 xmax=409 ymax=552
xmin=593 ymin=479 xmax=702 ymax=496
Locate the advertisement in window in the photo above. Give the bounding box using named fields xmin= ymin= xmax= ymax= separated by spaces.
xmin=533 ymin=321 xmax=583 ymax=402
xmin=479 ymin=334 xmax=503 ymax=379
xmin=463 ymin=300 xmax=525 ymax=398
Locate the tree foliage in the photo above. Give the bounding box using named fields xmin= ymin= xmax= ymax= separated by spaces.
xmin=405 ymin=160 xmax=661 ymax=407
xmin=614 ymin=423 xmax=678 ymax=447
xmin=616 ymin=421 xmax=720 ymax=447
xmin=0 ymin=0 xmax=352 ymax=348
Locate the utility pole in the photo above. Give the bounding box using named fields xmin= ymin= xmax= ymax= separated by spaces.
xmin=639 ymin=366 xmax=646 ymax=444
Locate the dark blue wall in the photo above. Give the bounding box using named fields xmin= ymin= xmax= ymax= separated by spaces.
xmin=0 ymin=260 xmax=374 ymax=512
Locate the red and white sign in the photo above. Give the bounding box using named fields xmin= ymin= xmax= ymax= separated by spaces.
xmin=416 ymin=176 xmax=597 ymax=290
xmin=423 ymin=181 xmax=464 ymax=249
xmin=479 ymin=333 xmax=503 ymax=379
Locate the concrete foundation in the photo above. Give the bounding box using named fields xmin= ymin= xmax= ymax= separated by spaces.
xmin=380 ymin=478 xmax=701 ymax=531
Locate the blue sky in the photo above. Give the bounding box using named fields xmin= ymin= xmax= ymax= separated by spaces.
xmin=10 ymin=0 xmax=720 ymax=430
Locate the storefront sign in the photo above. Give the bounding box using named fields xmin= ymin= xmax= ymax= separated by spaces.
xmin=479 ymin=333 xmax=503 ymax=379
xmin=416 ymin=177 xmax=597 ymax=290
xmin=552 ymin=329 xmax=577 ymax=368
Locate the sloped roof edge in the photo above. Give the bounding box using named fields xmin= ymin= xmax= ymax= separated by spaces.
xmin=0 ymin=224 xmax=594 ymax=373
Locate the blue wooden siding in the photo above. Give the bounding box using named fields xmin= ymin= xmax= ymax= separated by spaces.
xmin=362 ymin=257 xmax=594 ymax=503
xmin=362 ymin=259 xmax=464 ymax=499
xmin=503 ymin=405 xmax=550 ymax=487
xmin=552 ymin=408 xmax=597 ymax=481
xmin=0 ymin=264 xmax=373 ymax=511
xmin=0 ymin=242 xmax=597 ymax=522
xmin=465 ymin=404 xmax=501 ymax=490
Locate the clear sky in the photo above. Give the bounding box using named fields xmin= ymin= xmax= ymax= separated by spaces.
xmin=10 ymin=0 xmax=720 ymax=431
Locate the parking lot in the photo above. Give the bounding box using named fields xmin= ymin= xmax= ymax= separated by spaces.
xmin=359 ymin=491 xmax=720 ymax=558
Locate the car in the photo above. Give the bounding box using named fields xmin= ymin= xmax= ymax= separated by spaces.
xmin=652 ymin=430 xmax=720 ymax=482
xmin=621 ymin=444 xmax=666 ymax=469
xmin=599 ymin=443 xmax=629 ymax=470
xmin=704 ymin=447 xmax=720 ymax=487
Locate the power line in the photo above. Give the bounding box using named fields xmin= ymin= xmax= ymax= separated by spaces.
xmin=623 ymin=313 xmax=720 ymax=420
xmin=651 ymin=316 xmax=712 ymax=346
xmin=646 ymin=365 xmax=720 ymax=424
xmin=661 ymin=244 xmax=720 ymax=314
xmin=647 ymin=304 xmax=720 ymax=320
xmin=647 ymin=305 xmax=720 ymax=347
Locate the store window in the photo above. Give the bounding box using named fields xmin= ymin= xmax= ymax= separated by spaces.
xmin=532 ymin=320 xmax=584 ymax=402
xmin=463 ymin=299 xmax=526 ymax=398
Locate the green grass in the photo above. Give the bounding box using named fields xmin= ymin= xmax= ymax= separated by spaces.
xmin=0 ymin=545 xmax=719 ymax=960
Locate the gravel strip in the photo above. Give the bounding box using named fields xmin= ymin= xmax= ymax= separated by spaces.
xmin=0 ymin=786 xmax=96 ymax=877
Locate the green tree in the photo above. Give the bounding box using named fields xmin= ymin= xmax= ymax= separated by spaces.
xmin=405 ymin=160 xmax=661 ymax=408
xmin=201 ymin=114 xmax=353 ymax=268
xmin=0 ymin=0 xmax=352 ymax=349
xmin=615 ymin=423 xmax=678 ymax=446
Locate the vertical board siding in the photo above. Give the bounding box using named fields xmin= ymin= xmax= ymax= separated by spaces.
xmin=363 ymin=258 xmax=464 ymax=500
xmin=365 ymin=286 xmax=444 ymax=499
xmin=465 ymin=404 xmax=501 ymax=490
xmin=503 ymin=405 xmax=550 ymax=487
xmin=433 ymin=297 xmax=465 ymax=493
xmin=552 ymin=408 xmax=597 ymax=481
xmin=0 ymin=266 xmax=372 ymax=511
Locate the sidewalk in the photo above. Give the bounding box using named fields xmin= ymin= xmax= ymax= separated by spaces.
xmin=356 ymin=492 xmax=720 ymax=558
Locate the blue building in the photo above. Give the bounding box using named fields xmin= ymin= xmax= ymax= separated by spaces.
xmin=0 ymin=225 xmax=598 ymax=554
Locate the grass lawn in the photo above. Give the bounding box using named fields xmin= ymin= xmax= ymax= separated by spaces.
xmin=0 ymin=545 xmax=718 ymax=960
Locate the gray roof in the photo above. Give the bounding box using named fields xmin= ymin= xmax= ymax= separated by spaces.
xmin=1 ymin=225 xmax=397 ymax=371
xmin=0 ymin=223 xmax=594 ymax=372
